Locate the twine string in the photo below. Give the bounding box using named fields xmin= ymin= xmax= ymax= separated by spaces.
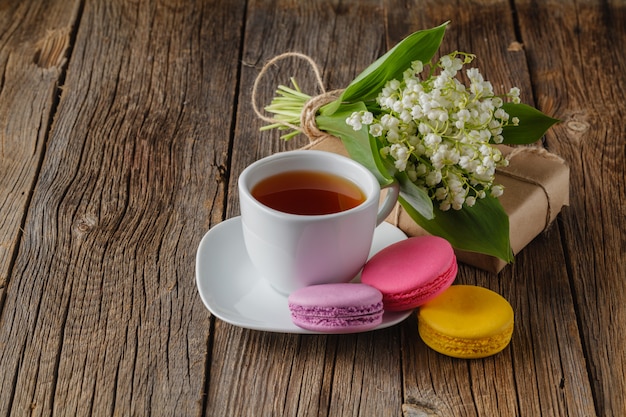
xmin=251 ymin=52 xmax=342 ymax=142
xmin=506 ymin=145 xmax=565 ymax=164
xmin=299 ymin=89 xmax=343 ymax=147
xmin=500 ymin=147 xmax=565 ymax=230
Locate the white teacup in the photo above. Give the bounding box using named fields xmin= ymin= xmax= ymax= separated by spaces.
xmin=238 ymin=150 xmax=399 ymax=294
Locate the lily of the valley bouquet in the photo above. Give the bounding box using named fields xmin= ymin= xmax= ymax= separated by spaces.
xmin=257 ymin=23 xmax=558 ymax=263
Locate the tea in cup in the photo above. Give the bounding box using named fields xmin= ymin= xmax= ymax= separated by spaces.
xmin=238 ymin=150 xmax=399 ymax=294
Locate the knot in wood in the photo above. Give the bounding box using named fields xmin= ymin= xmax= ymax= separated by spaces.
xmin=566 ymin=120 xmax=589 ymax=132
xmin=33 ymin=28 xmax=70 ymax=69
xmin=74 ymin=215 xmax=98 ymax=234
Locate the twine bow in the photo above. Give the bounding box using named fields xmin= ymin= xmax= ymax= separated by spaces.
xmin=251 ymin=52 xmax=343 ymax=148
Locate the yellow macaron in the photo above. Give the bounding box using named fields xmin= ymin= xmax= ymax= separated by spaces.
xmin=417 ymin=285 xmax=514 ymax=359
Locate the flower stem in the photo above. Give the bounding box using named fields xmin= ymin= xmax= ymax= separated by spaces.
xmin=261 ymin=78 xmax=312 ymax=139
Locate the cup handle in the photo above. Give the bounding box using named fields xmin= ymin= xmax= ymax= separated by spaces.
xmin=376 ymin=180 xmax=400 ymax=226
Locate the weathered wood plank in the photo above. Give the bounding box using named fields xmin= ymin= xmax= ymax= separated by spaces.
xmin=516 ymin=0 xmax=626 ymax=415
xmin=0 ymin=0 xmax=244 ymax=415
xmin=1 ymin=0 xmax=615 ymax=416
xmin=209 ymin=0 xmax=407 ymax=416
xmin=0 ymin=0 xmax=80 ymax=289
xmin=386 ymin=1 xmax=597 ymax=416
xmin=0 ymin=0 xmax=82 ymax=414
xmin=211 ymin=0 xmax=602 ymax=415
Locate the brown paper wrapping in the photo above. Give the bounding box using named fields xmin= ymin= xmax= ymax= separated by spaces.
xmin=303 ymin=136 xmax=570 ymax=273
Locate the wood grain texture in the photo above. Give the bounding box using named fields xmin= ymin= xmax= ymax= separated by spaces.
xmin=0 ymin=0 xmax=81 ymax=413
xmin=381 ymin=1 xmax=595 ymax=416
xmin=215 ymin=1 xmax=407 ymax=415
xmin=515 ymin=1 xmax=626 ymax=415
xmin=0 ymin=0 xmax=622 ymax=416
xmin=0 ymin=0 xmax=243 ymax=415
xmin=0 ymin=0 xmax=80 ymax=289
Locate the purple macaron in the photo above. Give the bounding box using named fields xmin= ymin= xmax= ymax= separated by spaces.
xmin=288 ymin=283 xmax=384 ymax=333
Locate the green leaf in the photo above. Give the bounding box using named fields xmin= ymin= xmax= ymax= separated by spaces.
xmin=395 ymin=172 xmax=434 ymax=220
xmin=316 ymin=103 xmax=393 ymax=185
xmin=500 ymin=103 xmax=560 ymax=145
xmin=321 ymin=22 xmax=448 ymax=115
xmin=399 ymin=194 xmax=513 ymax=262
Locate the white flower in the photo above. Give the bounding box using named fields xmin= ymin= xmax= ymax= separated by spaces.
xmin=392 ymin=100 xmax=404 ymax=113
xmin=448 ymin=175 xmax=463 ymax=193
xmin=402 ymin=93 xmax=416 ymax=108
xmin=479 ymin=144 xmax=491 ymax=156
xmin=418 ymin=122 xmax=431 ymax=135
xmin=381 ymin=114 xmax=399 ymax=129
xmin=381 ymin=85 xmax=395 ymax=97
xmin=369 ymin=123 xmax=383 ymax=137
xmin=426 ymin=170 xmax=442 ymax=186
xmin=361 ymin=111 xmax=374 ymax=125
xmin=424 ymin=133 xmax=442 ymax=147
xmin=411 ymin=105 xmax=424 ymax=119
xmin=457 ymin=109 xmax=471 ymax=122
xmin=481 ymin=99 xmax=495 ymax=113
xmin=459 ymin=155 xmax=478 ymax=171
xmin=390 ymin=143 xmax=409 ymax=171
xmin=394 ymin=159 xmax=407 ymax=171
xmin=494 ymin=108 xmax=509 ymax=121
xmin=413 ymin=60 xmax=424 ymax=71
xmin=434 ymin=74 xmax=449 ymax=89
xmin=399 ymin=110 xmax=413 ymax=123
xmin=441 ymin=55 xmax=463 ymax=74
xmin=452 ymin=193 xmax=465 ymax=210
xmin=447 ymin=148 xmax=461 ymax=165
xmin=490 ymin=184 xmax=504 ymax=198
xmin=346 ymin=112 xmax=362 ymax=131
xmin=435 ymin=187 xmax=447 ymax=200
xmin=386 ymin=128 xmax=400 ymax=143
xmin=431 ymin=148 xmax=446 ymax=169
xmin=466 ymin=67 xmax=484 ymax=83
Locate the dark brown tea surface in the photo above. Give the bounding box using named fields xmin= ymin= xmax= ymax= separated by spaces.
xmin=251 ymin=170 xmax=365 ymax=215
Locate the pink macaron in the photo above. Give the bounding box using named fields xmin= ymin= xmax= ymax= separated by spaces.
xmin=361 ymin=236 xmax=457 ymax=311
xmin=288 ymin=283 xmax=383 ymax=333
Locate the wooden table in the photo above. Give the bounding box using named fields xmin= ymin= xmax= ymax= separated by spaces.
xmin=0 ymin=0 xmax=624 ymax=416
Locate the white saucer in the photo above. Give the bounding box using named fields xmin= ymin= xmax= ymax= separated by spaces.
xmin=195 ymin=216 xmax=412 ymax=334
